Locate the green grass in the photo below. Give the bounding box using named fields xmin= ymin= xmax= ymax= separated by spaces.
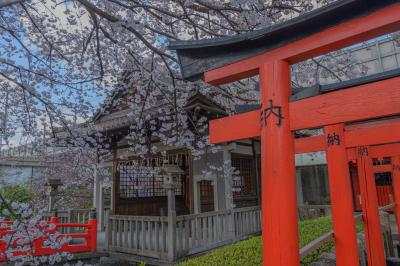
xmin=177 ymin=216 xmax=364 ymax=266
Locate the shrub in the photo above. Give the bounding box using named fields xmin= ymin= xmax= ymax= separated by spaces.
xmin=0 ymin=184 xmax=34 ymax=218
xmin=177 ymin=216 xmax=336 ymax=266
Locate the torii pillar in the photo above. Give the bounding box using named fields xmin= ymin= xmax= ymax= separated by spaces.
xmin=260 ymin=60 xmax=299 ymax=265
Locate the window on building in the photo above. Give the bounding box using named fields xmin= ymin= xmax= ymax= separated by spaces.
xmin=231 ymin=155 xmax=257 ymax=198
xmin=117 ymin=161 xmax=183 ymax=199
xmin=199 ymin=180 xmax=214 ymax=212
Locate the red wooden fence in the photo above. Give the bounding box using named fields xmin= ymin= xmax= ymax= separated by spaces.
xmin=0 ymin=212 xmax=97 ymax=262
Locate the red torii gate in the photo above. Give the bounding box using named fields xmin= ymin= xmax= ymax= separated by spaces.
xmin=209 ymin=71 xmax=400 ymax=266
xmin=170 ymin=1 xmax=400 ymax=265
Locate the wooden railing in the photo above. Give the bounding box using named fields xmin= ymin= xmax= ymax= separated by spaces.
xmin=43 ymin=209 xmax=90 ymax=223
xmin=0 ymin=213 xmax=96 ymax=262
xmin=107 ymin=215 xmax=169 ymax=260
xmin=233 ymin=206 xmax=262 ymax=239
xmin=43 ymin=209 xmax=91 ymax=234
xmin=107 ymin=206 xmax=262 ymax=262
xmin=175 ymin=209 xmax=233 ymax=257
xmin=107 ymin=204 xmax=397 ymax=263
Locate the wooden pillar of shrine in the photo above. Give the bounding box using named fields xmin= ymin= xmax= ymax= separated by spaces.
xmin=357 ymin=146 xmax=385 ymax=266
xmin=324 ymin=124 xmax=359 ymax=266
xmin=391 ymin=156 xmax=400 ymax=235
xmin=260 ymin=60 xmax=299 ymax=266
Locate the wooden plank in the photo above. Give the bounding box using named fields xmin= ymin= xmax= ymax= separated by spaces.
xmin=190 ymin=218 xmax=196 ymax=248
xmin=204 ymin=4 xmax=400 ymax=85
xmin=109 ymin=218 xmax=114 ymax=246
xmin=210 ymin=79 xmax=400 ymax=144
xmin=216 ymin=214 xmax=221 ymax=241
xmin=241 ymin=212 xmax=244 ymax=236
xmin=149 ymin=221 xmax=153 ymax=251
xmin=178 ymin=221 xmax=183 ymax=253
xmin=369 ymin=143 xmax=400 ymax=158
xmin=161 ymin=220 xmax=166 ymax=253
xmin=194 ymin=218 xmax=199 ymax=248
xmin=129 ymin=220 xmax=134 ymax=249
xmin=244 ymin=212 xmax=248 ymax=235
xmin=140 ymin=220 xmax=145 ymax=251
xmin=290 ymin=76 xmax=400 ymax=130
xmin=213 ymin=215 xmax=217 ymax=243
xmin=117 ymin=219 xmax=122 ymax=247
xmin=236 ymin=212 xmax=240 ymax=236
xmin=134 ymin=220 xmax=139 ymax=249
xmin=247 ymin=211 xmax=251 ymax=234
xmin=155 ymin=221 xmax=160 ymax=252
xmin=201 ymin=217 xmax=206 ymax=246
xmin=222 ymin=214 xmax=227 ymax=239
xmin=113 ymin=218 xmax=118 ymax=247
xmin=210 ymin=82 xmax=400 ymax=150
xmin=209 ymin=110 xmax=259 ymax=144
xmin=124 ymin=219 xmax=128 ymax=247
xmin=348 ymin=143 xmax=400 ymax=160
xmin=295 ymin=135 xmax=325 ymax=154
xmin=299 ymin=231 xmax=334 ymax=259
xmin=251 ymin=211 xmax=255 ymax=234
xmin=184 ymin=219 xmax=190 ymax=251
xmin=207 ymin=216 xmax=212 ymax=244
xmin=346 ymin=118 xmax=400 ymax=148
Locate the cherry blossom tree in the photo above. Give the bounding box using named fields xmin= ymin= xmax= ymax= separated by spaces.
xmin=0 ymin=0 xmax=399 ymax=263
xmin=0 ymin=0 xmax=369 ymax=159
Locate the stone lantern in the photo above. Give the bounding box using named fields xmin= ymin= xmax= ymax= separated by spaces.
xmin=161 ymin=164 xmax=184 ymax=215
xmin=45 ymin=178 xmax=63 ymax=212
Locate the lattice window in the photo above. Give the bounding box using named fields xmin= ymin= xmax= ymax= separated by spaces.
xmin=199 ymin=180 xmax=213 ymax=198
xmin=231 ymin=156 xmax=256 ymax=197
xmin=117 ymin=160 xmax=184 ymax=199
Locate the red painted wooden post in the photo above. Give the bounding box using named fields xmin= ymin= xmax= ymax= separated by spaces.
xmin=324 ymin=124 xmax=359 ymax=266
xmin=260 ymin=60 xmax=299 ymax=266
xmin=49 ymin=216 xmax=58 ymax=225
xmin=88 ymin=210 xmax=97 ymax=253
xmin=357 ymin=146 xmax=385 ymax=266
xmin=391 ymin=156 xmax=400 ymax=235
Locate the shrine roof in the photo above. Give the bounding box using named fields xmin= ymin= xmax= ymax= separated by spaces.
xmin=91 ymin=90 xmax=227 ymax=132
xmin=168 ymin=0 xmax=397 ymax=81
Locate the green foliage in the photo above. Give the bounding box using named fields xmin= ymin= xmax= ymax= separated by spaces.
xmin=299 ymin=216 xmax=333 ymax=265
xmin=1 ymin=184 xmax=33 ymax=203
xmin=0 ymin=184 xmax=34 ymax=218
xmin=177 ymin=216 xmax=337 ymax=266
xmin=137 ymin=262 xmax=146 ymax=266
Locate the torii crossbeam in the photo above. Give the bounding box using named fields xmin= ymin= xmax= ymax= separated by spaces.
xmin=170 ymin=1 xmax=400 ymax=265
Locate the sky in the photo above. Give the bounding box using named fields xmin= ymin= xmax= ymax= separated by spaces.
xmin=0 ymin=2 xmax=108 ymax=149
